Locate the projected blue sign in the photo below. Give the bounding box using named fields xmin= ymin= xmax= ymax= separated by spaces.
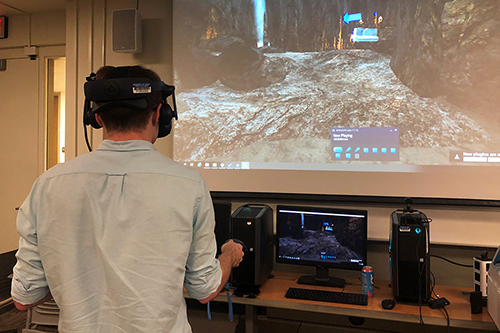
xmin=343 ymin=12 xmax=362 ymax=24
xmin=351 ymin=28 xmax=379 ymax=43
xmin=330 ymin=127 xmax=400 ymax=161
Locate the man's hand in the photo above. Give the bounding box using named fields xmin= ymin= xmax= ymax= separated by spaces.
xmin=220 ymin=240 xmax=244 ymax=268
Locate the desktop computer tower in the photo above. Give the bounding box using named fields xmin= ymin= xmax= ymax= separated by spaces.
xmin=390 ymin=210 xmax=431 ymax=303
xmin=231 ymin=204 xmax=274 ymax=295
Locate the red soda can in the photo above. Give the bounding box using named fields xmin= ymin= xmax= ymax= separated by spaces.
xmin=362 ymin=266 xmax=374 ymax=296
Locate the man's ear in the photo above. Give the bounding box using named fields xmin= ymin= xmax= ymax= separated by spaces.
xmin=152 ymin=104 xmax=161 ymax=126
xmin=95 ymin=113 xmax=104 ymax=127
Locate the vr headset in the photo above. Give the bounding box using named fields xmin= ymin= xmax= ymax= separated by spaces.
xmin=83 ymin=66 xmax=178 ymax=150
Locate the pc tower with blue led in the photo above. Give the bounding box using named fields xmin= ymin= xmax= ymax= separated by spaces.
xmin=390 ymin=199 xmax=431 ymax=303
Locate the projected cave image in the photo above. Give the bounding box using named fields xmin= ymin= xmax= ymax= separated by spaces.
xmin=277 ymin=212 xmax=365 ymax=265
xmin=173 ymin=0 xmax=500 ymax=168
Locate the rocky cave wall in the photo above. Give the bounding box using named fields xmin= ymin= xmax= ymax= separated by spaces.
xmin=174 ymin=0 xmax=500 ymax=114
xmin=390 ymin=0 xmax=500 ymax=115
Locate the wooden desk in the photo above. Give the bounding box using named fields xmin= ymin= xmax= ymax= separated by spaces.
xmin=198 ymin=271 xmax=497 ymax=333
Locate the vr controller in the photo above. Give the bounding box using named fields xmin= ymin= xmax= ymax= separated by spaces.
xmin=224 ymin=239 xmax=248 ymax=254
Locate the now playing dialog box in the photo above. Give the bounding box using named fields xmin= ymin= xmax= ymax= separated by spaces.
xmin=330 ymin=127 xmax=400 ymax=162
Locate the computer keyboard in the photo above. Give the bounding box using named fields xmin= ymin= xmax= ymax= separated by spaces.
xmin=285 ymin=287 xmax=368 ymax=306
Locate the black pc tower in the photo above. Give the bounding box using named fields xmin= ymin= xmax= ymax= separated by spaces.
xmin=231 ymin=204 xmax=274 ymax=295
xmin=390 ymin=205 xmax=431 ymax=303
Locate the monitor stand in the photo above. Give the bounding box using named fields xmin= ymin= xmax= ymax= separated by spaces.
xmin=297 ymin=266 xmax=346 ymax=288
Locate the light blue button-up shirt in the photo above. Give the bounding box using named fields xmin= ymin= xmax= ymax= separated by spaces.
xmin=11 ymin=140 xmax=222 ymax=333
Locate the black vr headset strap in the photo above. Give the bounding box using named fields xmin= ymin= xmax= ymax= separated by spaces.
xmin=153 ymin=82 xmax=178 ymax=138
xmin=170 ymin=86 xmax=178 ymax=120
xmin=109 ymin=66 xmax=131 ymax=79
xmin=151 ymin=81 xmax=178 ymax=120
xmin=84 ymin=74 xmax=98 ymax=152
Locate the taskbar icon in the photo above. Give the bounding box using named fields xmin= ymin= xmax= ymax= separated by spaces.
xmin=186 ymin=161 xmax=250 ymax=170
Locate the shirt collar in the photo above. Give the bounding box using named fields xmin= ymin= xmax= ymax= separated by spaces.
xmin=97 ymin=139 xmax=157 ymax=152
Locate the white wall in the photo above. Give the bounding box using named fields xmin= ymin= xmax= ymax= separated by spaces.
xmin=65 ymin=0 xmax=173 ymax=161
xmin=0 ymin=11 xmax=66 ymax=253
xmin=0 ymin=12 xmax=65 ymax=48
xmin=0 ymin=59 xmax=38 ymax=254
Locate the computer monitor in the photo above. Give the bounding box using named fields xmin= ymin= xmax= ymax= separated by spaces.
xmin=276 ymin=205 xmax=368 ymax=288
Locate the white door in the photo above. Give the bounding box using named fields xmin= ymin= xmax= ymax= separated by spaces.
xmin=0 ymin=58 xmax=39 ymax=253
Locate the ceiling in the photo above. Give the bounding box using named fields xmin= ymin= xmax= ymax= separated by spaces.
xmin=0 ymin=0 xmax=66 ymax=15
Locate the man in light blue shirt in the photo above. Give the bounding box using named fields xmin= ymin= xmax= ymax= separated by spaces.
xmin=11 ymin=66 xmax=244 ymax=332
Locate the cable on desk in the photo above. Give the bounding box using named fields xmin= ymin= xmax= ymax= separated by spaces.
xmin=430 ymin=271 xmax=437 ymax=299
xmin=430 ymin=255 xmax=473 ymax=268
xmin=428 ymin=252 xmax=470 ymax=331
xmin=442 ymin=307 xmax=450 ymax=333
xmin=206 ymin=282 xmax=234 ymax=322
xmin=227 ymin=283 xmax=234 ymax=321
xmin=428 ymin=271 xmax=451 ymax=332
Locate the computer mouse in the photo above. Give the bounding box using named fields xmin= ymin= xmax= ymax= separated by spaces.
xmin=381 ymin=299 xmax=396 ymax=310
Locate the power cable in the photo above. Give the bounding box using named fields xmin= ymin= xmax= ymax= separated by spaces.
xmin=430 ymin=255 xmax=473 ymax=268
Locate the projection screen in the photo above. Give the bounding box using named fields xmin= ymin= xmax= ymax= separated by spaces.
xmin=172 ymin=0 xmax=500 ymax=201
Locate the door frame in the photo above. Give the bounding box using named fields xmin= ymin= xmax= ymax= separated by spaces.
xmin=38 ymin=46 xmax=65 ymax=174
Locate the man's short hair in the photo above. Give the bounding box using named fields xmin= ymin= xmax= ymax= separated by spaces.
xmin=95 ymin=65 xmax=163 ymax=133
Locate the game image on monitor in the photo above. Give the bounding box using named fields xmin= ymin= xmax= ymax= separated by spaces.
xmin=276 ymin=205 xmax=367 ymax=283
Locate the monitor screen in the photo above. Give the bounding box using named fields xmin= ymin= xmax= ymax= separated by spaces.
xmin=172 ymin=0 xmax=500 ymax=201
xmin=276 ymin=205 xmax=368 ymax=285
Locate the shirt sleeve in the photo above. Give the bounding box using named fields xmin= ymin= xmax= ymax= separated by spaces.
xmin=11 ymin=180 xmax=50 ymax=305
xmin=183 ymin=178 xmax=222 ymax=300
